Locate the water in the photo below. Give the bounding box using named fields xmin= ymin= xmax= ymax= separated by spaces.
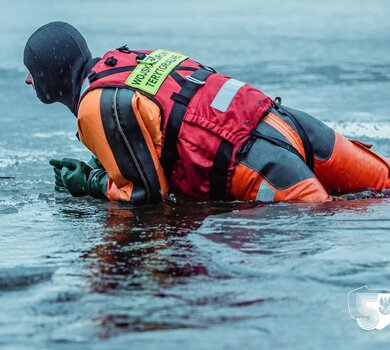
xmin=0 ymin=0 xmax=390 ymax=349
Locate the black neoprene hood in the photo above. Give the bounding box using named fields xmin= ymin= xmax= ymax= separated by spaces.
xmin=23 ymin=21 xmax=92 ymax=115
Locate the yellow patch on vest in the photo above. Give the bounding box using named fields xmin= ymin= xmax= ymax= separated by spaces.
xmin=125 ymin=49 xmax=188 ymax=95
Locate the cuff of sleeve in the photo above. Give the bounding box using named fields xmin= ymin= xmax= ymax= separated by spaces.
xmin=87 ymin=169 xmax=108 ymax=199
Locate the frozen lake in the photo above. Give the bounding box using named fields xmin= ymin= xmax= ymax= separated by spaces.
xmin=0 ymin=0 xmax=389 ymax=349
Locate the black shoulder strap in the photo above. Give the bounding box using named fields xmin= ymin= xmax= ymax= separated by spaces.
xmin=160 ymin=68 xmax=215 ymax=180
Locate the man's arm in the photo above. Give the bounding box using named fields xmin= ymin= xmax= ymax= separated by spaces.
xmin=75 ymin=88 xmax=168 ymax=205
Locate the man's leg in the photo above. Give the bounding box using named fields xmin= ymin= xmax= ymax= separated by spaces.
xmin=282 ymin=107 xmax=390 ymax=194
xmin=231 ymin=115 xmax=330 ymax=202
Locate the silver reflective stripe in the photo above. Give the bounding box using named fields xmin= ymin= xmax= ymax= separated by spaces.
xmin=211 ymin=79 xmax=245 ymax=112
xmin=80 ymin=79 xmax=91 ymax=98
xmin=256 ymin=181 xmax=275 ymax=202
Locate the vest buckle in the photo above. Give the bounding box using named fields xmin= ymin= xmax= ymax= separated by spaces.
xmin=199 ymin=64 xmax=216 ymax=73
xmin=104 ymin=56 xmax=118 ymax=67
xmin=87 ymin=71 xmax=98 ymax=83
xmin=116 ymin=45 xmax=131 ymax=53
xmin=185 ymin=75 xmax=206 ymax=85
xmin=136 ymin=54 xmax=157 ymax=65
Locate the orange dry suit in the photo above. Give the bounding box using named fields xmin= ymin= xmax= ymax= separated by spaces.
xmin=77 ymin=47 xmax=390 ymax=205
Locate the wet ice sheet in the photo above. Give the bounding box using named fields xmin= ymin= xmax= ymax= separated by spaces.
xmin=1 ymin=199 xmax=390 ymax=350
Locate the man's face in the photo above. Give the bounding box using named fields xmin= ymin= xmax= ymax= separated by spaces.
xmin=25 ymin=72 xmax=35 ymax=90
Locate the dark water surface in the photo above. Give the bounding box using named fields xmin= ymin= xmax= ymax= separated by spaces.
xmin=1 ymin=0 xmax=390 ymax=349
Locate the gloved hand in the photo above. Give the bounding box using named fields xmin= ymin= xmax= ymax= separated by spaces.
xmin=50 ymin=155 xmax=101 ymax=193
xmin=49 ymin=158 xmax=107 ymax=199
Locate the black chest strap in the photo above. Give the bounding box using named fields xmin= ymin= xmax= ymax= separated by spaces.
xmin=160 ymin=67 xmax=215 ymax=181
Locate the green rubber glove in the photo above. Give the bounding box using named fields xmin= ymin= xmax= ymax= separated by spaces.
xmin=60 ymin=158 xmax=93 ymax=197
xmin=50 ymin=155 xmax=101 ymax=193
xmin=49 ymin=158 xmax=107 ymax=199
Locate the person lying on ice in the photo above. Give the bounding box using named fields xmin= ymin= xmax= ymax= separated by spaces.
xmin=24 ymin=22 xmax=390 ymax=205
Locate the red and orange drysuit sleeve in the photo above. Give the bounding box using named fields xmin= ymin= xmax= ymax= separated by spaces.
xmin=77 ymin=88 xmax=168 ymax=205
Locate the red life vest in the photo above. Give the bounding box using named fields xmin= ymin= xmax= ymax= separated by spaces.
xmin=78 ymin=47 xmax=272 ymax=200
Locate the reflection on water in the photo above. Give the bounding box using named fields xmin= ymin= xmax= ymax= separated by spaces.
xmin=11 ymin=196 xmax=382 ymax=347
xmin=81 ymin=200 xmax=256 ymax=294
